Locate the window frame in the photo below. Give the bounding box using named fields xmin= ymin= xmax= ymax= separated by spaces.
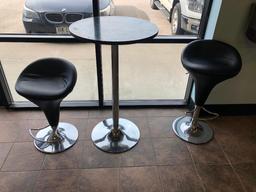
xmin=0 ymin=0 xmax=213 ymax=109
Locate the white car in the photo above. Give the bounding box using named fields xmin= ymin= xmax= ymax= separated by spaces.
xmin=150 ymin=0 xmax=204 ymax=35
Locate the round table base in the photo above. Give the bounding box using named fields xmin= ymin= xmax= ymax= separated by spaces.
xmin=172 ymin=116 xmax=213 ymax=144
xmin=91 ymin=118 xmax=140 ymax=153
xmin=34 ymin=122 xmax=78 ymax=153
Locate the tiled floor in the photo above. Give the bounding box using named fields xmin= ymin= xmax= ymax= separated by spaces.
xmin=0 ymin=107 xmax=256 ymax=192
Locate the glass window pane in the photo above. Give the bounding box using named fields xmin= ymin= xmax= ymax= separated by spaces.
xmin=0 ymin=42 xmax=98 ymax=102
xmin=0 ymin=0 xmax=205 ymax=35
xmin=102 ymin=43 xmax=188 ymax=100
xmin=114 ymin=0 xmax=204 ymax=35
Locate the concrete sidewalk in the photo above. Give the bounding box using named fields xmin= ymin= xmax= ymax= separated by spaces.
xmin=0 ymin=43 xmax=188 ymax=101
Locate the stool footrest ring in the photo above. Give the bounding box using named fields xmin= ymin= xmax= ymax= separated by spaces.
xmin=30 ymin=122 xmax=79 ymax=153
xmin=29 ymin=126 xmax=50 ymax=143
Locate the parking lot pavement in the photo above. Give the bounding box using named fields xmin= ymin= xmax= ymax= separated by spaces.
xmin=0 ymin=0 xmax=171 ymax=35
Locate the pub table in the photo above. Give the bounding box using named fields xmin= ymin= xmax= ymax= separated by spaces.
xmin=69 ymin=16 xmax=158 ymax=153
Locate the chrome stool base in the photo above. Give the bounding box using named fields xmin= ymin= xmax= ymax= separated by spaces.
xmin=33 ymin=122 xmax=78 ymax=153
xmin=172 ymin=116 xmax=213 ymax=144
xmin=91 ymin=118 xmax=140 ymax=153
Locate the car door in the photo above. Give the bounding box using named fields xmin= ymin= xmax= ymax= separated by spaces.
xmin=160 ymin=0 xmax=173 ymax=11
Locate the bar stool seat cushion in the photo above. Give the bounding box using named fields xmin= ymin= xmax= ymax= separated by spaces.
xmin=181 ymin=40 xmax=242 ymax=77
xmin=16 ymin=58 xmax=77 ymax=100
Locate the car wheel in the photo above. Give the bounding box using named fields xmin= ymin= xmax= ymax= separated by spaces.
xmin=150 ymin=0 xmax=158 ymax=10
xmin=171 ymin=3 xmax=184 ymax=35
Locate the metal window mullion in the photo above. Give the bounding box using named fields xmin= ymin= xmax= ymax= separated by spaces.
xmin=198 ymin=0 xmax=213 ymax=39
xmin=92 ymin=0 xmax=104 ymax=108
xmin=0 ymin=61 xmax=13 ymax=106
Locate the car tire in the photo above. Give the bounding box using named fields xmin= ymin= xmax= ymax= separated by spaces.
xmin=150 ymin=0 xmax=158 ymax=10
xmin=171 ymin=3 xmax=184 ymax=35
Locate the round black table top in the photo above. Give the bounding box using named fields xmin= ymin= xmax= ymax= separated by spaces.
xmin=69 ymin=16 xmax=159 ymax=45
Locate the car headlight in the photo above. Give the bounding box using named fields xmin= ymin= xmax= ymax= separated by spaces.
xmin=100 ymin=4 xmax=112 ymax=16
xmin=187 ymin=0 xmax=204 ymax=13
xmin=23 ymin=6 xmax=40 ymax=19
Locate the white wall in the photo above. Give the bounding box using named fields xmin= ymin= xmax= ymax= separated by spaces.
xmin=206 ymin=0 xmax=256 ymax=104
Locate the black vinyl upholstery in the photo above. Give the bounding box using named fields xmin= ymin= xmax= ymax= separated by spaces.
xmin=16 ymin=58 xmax=77 ymax=100
xmin=15 ymin=58 xmax=77 ymax=127
xmin=181 ymin=40 xmax=242 ymax=106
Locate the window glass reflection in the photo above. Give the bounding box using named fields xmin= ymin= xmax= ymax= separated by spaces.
xmin=0 ymin=0 xmax=204 ymax=35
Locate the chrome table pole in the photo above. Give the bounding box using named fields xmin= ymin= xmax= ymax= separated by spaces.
xmin=91 ymin=44 xmax=140 ymax=153
xmin=111 ymin=45 xmax=120 ymax=137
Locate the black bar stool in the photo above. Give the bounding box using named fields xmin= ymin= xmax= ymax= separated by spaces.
xmin=15 ymin=58 xmax=78 ymax=153
xmin=172 ymin=40 xmax=242 ymax=144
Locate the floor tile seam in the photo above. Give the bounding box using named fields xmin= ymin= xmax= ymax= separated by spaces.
xmin=87 ymin=116 xmax=112 ymax=119
xmin=1 ymin=168 xmax=44 ymax=172
xmin=87 ymin=115 xmax=156 ymax=118
xmin=187 ymin=138 xmax=231 ymax=166
xmin=60 ymin=117 xmax=90 ymax=120
xmin=77 ymin=138 xmax=91 ymax=141
xmin=30 ymin=162 xmax=201 ymax=171
xmin=229 ymin=161 xmax=256 ymax=166
xmin=120 ymin=163 xmax=197 ymax=169
xmin=0 ymin=165 xmax=155 ymax=173
xmin=0 ymin=163 xmax=208 ymax=171
xmin=14 ymin=140 xmax=35 ymax=143
xmin=119 ymin=164 xmax=164 ymax=192
xmin=147 ymin=115 xmax=182 ymax=118
xmin=155 ymin=164 xmax=166 ymax=192
xmin=24 ymin=118 xmax=46 ymax=120
xmin=32 ymin=169 xmax=44 ymax=192
xmin=148 ymin=136 xmax=161 ymax=169
xmin=30 ymin=164 xmax=181 ymax=172
xmin=76 ymin=169 xmax=82 ymax=192
xmin=215 ymin=138 xmax=237 ymax=167
xmin=15 ymin=122 xmax=29 ymax=142
xmin=0 ymin=119 xmax=29 ymax=122
xmin=0 ymin=170 xmax=41 ymax=173
xmin=119 ymin=115 xmax=148 ymax=117
xmin=79 ymin=136 xmax=176 ymax=141
xmin=13 ymin=138 xmax=91 ymax=143
xmin=0 ymin=142 xmax=14 ymax=171
xmin=77 ymin=168 xmax=119 ymax=192
xmin=0 ymin=141 xmax=15 ymax=144
xmin=40 ymin=152 xmax=47 ymax=171
xmin=186 ymin=143 xmax=207 ymax=192
xmin=1 ymin=168 xmax=82 ymax=173
xmin=215 ymin=138 xmax=248 ymax=192
xmin=63 ymin=116 xmax=92 ymax=120
xmin=10 ymin=141 xmax=34 ymax=144
xmin=193 ymin=161 xmax=231 ymax=166
xmin=118 ymin=164 xmax=121 ymax=192
xmin=154 ymin=161 xmax=214 ymax=166
xmin=120 ymin=162 xmax=158 ymax=168
xmin=225 ymin=164 xmax=248 ymax=192
xmin=25 ymin=114 xmax=182 ymax=120
xmin=51 ymin=168 xmax=84 ymax=172
xmin=150 ymin=136 xmax=176 ymax=139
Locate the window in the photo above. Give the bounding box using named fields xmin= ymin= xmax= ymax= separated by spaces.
xmin=0 ymin=0 xmax=205 ymax=35
xmin=0 ymin=0 xmax=213 ymax=107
